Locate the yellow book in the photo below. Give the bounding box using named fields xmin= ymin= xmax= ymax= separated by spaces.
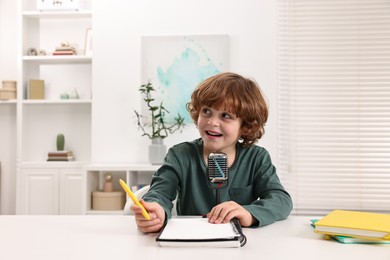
xmin=314 ymin=210 xmax=390 ymax=241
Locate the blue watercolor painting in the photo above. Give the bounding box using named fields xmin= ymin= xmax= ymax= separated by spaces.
xmin=142 ymin=35 xmax=229 ymax=123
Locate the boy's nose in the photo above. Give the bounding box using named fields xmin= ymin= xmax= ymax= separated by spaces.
xmin=207 ymin=116 xmax=220 ymax=126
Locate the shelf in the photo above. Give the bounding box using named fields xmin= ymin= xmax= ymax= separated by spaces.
xmin=23 ymin=10 xmax=92 ymax=19
xmin=85 ymin=210 xmax=124 ymax=215
xmin=22 ymin=99 xmax=92 ymax=105
xmin=20 ymin=161 xmax=89 ymax=168
xmin=0 ymin=100 xmax=17 ymax=104
xmin=83 ymin=164 xmax=159 ymax=215
xmin=23 ymin=55 xmax=92 ymax=64
xmin=84 ymin=164 xmax=161 ymax=172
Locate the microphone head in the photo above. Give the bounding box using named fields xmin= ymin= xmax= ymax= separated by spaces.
xmin=207 ymin=152 xmax=228 ymax=183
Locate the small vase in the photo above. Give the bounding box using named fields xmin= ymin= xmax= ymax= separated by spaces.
xmin=149 ymin=138 xmax=166 ymax=165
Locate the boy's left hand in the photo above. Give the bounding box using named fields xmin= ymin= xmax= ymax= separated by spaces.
xmin=207 ymin=201 xmax=255 ymax=227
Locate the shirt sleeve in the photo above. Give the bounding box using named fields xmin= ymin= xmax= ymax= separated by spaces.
xmin=242 ymin=149 xmax=293 ymax=227
xmin=142 ymin=148 xmax=182 ymax=219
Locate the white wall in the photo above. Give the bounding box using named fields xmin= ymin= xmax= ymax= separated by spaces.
xmin=0 ymin=0 xmax=278 ymax=214
xmin=0 ymin=0 xmax=17 ymax=215
xmin=92 ymin=0 xmax=278 ymax=163
xmin=0 ymin=1 xmax=17 ymax=80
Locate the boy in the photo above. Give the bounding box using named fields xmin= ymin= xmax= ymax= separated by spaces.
xmin=131 ymin=72 xmax=293 ymax=233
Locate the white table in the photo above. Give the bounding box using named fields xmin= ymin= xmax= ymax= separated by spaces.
xmin=0 ymin=215 xmax=388 ymax=260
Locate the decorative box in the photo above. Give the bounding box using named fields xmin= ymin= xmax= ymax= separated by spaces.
xmin=37 ymin=0 xmax=80 ymax=11
xmin=0 ymin=80 xmax=17 ymax=100
xmin=2 ymin=80 xmax=16 ymax=91
xmin=92 ymin=191 xmax=125 ymax=211
xmin=0 ymin=89 xmax=16 ymax=100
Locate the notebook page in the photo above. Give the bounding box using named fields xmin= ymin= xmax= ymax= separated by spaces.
xmin=159 ymin=218 xmax=237 ymax=240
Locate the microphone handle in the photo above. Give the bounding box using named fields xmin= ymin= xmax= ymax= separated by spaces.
xmin=216 ymin=189 xmax=220 ymax=205
xmin=215 ymin=183 xmax=223 ymax=205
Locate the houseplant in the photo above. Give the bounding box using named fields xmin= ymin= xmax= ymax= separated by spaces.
xmin=134 ymin=81 xmax=185 ymax=164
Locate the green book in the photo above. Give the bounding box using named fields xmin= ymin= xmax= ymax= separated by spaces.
xmin=331 ymin=235 xmax=390 ymax=244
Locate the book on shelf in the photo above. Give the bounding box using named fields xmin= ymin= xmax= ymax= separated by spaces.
xmin=156 ymin=217 xmax=247 ymax=248
xmin=55 ymin=46 xmax=76 ymax=52
xmin=47 ymin=156 xmax=75 ymax=161
xmin=313 ymin=210 xmax=390 ymax=241
xmin=47 ymin=150 xmax=75 ymax=161
xmin=28 ymin=79 xmax=45 ymax=99
xmin=53 ymin=50 xmax=76 ymax=55
xmin=53 ymin=46 xmax=77 ymax=55
xmin=48 ymin=151 xmax=73 ymax=156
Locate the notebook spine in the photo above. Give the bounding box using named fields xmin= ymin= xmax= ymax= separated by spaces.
xmin=231 ymin=218 xmax=247 ymax=247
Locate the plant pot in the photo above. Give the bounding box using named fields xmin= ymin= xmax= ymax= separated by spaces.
xmin=149 ymin=138 xmax=166 ymax=165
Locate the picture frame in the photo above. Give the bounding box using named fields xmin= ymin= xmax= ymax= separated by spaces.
xmin=37 ymin=0 xmax=80 ymax=11
xmin=85 ymin=28 xmax=92 ymax=56
xmin=141 ymin=34 xmax=229 ymax=123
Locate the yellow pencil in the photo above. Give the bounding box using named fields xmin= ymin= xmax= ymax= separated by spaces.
xmin=119 ymin=179 xmax=150 ymax=220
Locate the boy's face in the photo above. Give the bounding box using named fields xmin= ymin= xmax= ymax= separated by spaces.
xmin=197 ymin=106 xmax=242 ymax=156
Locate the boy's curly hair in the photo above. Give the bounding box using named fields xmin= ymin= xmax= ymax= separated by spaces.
xmin=186 ymin=72 xmax=268 ymax=147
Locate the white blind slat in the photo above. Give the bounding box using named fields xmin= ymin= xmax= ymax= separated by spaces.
xmin=277 ymin=0 xmax=390 ymax=215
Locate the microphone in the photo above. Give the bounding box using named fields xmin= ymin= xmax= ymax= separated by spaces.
xmin=207 ymin=152 xmax=229 ymax=183
xmin=207 ymin=152 xmax=228 ymax=205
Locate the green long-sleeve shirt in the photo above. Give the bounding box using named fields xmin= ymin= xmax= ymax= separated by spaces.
xmin=143 ymin=138 xmax=293 ymax=227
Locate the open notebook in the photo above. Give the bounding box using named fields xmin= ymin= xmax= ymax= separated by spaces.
xmin=156 ymin=217 xmax=247 ymax=247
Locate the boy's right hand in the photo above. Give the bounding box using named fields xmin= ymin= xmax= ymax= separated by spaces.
xmin=130 ymin=200 xmax=165 ymax=233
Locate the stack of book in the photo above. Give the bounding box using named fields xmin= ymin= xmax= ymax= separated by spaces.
xmin=53 ymin=46 xmax=77 ymax=55
xmin=47 ymin=151 xmax=75 ymax=161
xmin=313 ymin=210 xmax=390 ymax=244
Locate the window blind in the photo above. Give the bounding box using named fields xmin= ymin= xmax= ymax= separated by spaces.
xmin=277 ymin=0 xmax=390 ymax=215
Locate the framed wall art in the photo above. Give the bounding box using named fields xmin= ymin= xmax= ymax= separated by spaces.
xmin=85 ymin=28 xmax=92 ymax=56
xmin=141 ymin=34 xmax=229 ymax=123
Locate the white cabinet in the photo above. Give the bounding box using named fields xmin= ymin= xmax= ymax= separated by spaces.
xmin=60 ymin=167 xmax=84 ymax=214
xmin=15 ymin=0 xmax=92 ymax=214
xmin=83 ymin=164 xmax=159 ymax=215
xmin=17 ymin=163 xmax=83 ymax=215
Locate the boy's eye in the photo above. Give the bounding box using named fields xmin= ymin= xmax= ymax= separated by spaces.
xmin=202 ymin=107 xmax=211 ymax=115
xmin=222 ymin=113 xmax=231 ymax=119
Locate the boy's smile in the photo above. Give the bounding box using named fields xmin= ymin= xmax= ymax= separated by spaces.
xmin=205 ymin=130 xmax=223 ymax=137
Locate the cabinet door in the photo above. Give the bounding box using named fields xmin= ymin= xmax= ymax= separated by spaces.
xmin=20 ymin=169 xmax=59 ymax=215
xmin=60 ymin=168 xmax=82 ymax=215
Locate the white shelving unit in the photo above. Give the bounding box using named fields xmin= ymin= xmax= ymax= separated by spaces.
xmin=83 ymin=164 xmax=159 ymax=215
xmin=15 ymin=0 xmax=92 ymax=214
